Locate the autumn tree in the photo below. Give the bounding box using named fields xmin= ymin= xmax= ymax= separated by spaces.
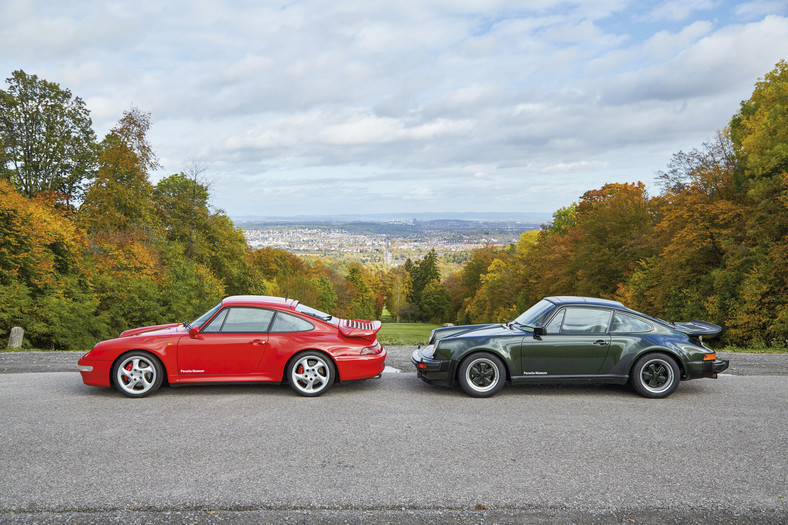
xmin=383 ymin=265 xmax=412 ymax=322
xmin=0 ymin=70 xmax=97 ymax=205
xmin=80 ymin=107 xmax=160 ymax=235
xmin=727 ymin=60 xmax=788 ymax=343
xmin=0 ymin=180 xmax=104 ymax=348
xmin=344 ymin=264 xmax=377 ymax=320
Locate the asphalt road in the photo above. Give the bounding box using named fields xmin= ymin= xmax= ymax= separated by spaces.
xmin=0 ymin=348 xmax=786 ymax=524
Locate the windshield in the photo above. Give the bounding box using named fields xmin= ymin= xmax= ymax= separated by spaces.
xmin=190 ymin=303 xmax=221 ymax=328
xmin=295 ymin=303 xmax=337 ymax=324
xmin=512 ymin=299 xmax=555 ymax=328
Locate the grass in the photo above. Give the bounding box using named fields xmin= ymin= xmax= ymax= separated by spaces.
xmin=378 ymin=322 xmax=442 ymax=346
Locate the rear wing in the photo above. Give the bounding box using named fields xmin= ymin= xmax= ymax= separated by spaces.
xmin=674 ymin=320 xmax=721 ymax=338
xmin=338 ymin=319 xmax=382 ymax=341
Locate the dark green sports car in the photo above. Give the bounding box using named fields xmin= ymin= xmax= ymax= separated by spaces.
xmin=412 ymin=296 xmax=729 ymax=398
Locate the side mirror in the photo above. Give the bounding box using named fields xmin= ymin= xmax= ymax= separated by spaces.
xmin=189 ymin=326 xmax=200 ymax=338
xmin=533 ymin=326 xmax=546 ymax=338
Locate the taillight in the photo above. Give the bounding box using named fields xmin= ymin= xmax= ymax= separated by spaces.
xmin=361 ymin=342 xmax=382 ymax=355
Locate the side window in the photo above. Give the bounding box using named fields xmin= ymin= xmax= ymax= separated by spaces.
xmin=561 ymin=308 xmax=611 ymax=334
xmin=545 ymin=309 xmax=565 ymax=334
xmin=270 ymin=312 xmax=314 ymax=333
xmin=610 ymin=312 xmax=653 ymax=333
xmin=218 ymin=308 xmax=275 ymax=333
xmin=201 ymin=308 xmax=228 ymax=333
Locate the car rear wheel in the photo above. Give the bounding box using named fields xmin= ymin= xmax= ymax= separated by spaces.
xmin=112 ymin=351 xmax=163 ymax=398
xmin=458 ymin=352 xmax=506 ymax=398
xmin=286 ymin=352 xmax=335 ymax=397
xmin=631 ymin=353 xmax=680 ymax=398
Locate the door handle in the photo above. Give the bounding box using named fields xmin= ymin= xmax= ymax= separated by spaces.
xmin=251 ymin=340 xmax=267 ymax=346
xmin=593 ymin=340 xmax=609 ymax=346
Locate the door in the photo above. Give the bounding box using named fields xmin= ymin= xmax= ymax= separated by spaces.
xmin=522 ymin=307 xmax=612 ymax=376
xmin=177 ymin=307 xmax=273 ymax=376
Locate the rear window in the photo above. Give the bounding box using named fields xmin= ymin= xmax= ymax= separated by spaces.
xmin=270 ymin=312 xmax=314 ymax=333
xmin=610 ymin=312 xmax=653 ymax=333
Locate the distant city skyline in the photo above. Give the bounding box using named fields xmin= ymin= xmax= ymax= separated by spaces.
xmin=2 ymin=1 xmax=787 ymax=217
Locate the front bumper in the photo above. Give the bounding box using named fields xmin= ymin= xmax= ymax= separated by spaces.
xmin=411 ymin=346 xmax=455 ymax=386
xmin=77 ymin=355 xmax=113 ymax=387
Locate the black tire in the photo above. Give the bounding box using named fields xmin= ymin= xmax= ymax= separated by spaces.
xmin=630 ymin=353 xmax=680 ymax=399
xmin=112 ymin=351 xmax=164 ymax=398
xmin=286 ymin=351 xmax=335 ymax=397
xmin=457 ymin=352 xmax=506 ymax=398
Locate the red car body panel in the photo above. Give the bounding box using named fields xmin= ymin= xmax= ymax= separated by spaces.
xmin=78 ymin=296 xmax=386 ymax=391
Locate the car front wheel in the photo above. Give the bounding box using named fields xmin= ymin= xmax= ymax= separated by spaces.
xmin=286 ymin=352 xmax=335 ymax=397
xmin=458 ymin=352 xmax=506 ymax=398
xmin=112 ymin=351 xmax=164 ymax=398
xmin=631 ymin=353 xmax=680 ymax=398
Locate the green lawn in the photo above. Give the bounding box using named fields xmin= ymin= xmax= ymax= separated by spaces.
xmin=378 ymin=322 xmax=442 ymax=346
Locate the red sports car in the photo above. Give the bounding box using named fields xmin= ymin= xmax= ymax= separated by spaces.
xmin=77 ymin=296 xmax=386 ymax=397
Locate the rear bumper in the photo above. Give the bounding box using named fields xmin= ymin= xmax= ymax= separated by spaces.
xmin=686 ymin=358 xmax=729 ymax=379
xmin=335 ymin=347 xmax=387 ymax=381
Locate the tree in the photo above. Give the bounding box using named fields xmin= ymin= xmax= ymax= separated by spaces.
xmin=80 ymin=108 xmax=159 ymax=235
xmin=420 ymin=278 xmax=451 ymax=322
xmin=408 ymin=248 xmax=440 ymax=305
xmin=726 ymin=61 xmax=788 ymax=343
xmin=0 ymin=179 xmax=105 ymax=349
xmin=383 ymin=266 xmax=412 ymax=322
xmin=345 ymin=264 xmax=376 ymax=320
xmin=153 ymin=170 xmax=210 ymax=259
xmin=0 ymin=70 xmax=97 ymax=205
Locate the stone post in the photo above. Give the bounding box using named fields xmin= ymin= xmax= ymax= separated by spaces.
xmin=8 ymin=327 xmax=24 ymax=349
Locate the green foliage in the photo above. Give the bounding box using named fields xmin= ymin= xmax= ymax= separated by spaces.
xmin=407 ymin=248 xmax=440 ymax=304
xmin=0 ymin=70 xmax=98 ymax=205
xmin=383 ymin=266 xmax=412 ymax=322
xmin=345 ymin=264 xmax=377 ymax=319
xmin=420 ymin=279 xmax=451 ymax=322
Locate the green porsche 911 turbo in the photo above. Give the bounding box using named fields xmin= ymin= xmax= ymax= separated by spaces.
xmin=412 ymin=296 xmax=729 ymax=398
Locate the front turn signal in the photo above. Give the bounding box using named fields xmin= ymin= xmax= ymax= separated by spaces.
xmin=703 ymin=353 xmax=717 ymax=361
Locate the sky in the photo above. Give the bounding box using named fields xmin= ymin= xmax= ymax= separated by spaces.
xmin=2 ymin=1 xmax=787 ymax=219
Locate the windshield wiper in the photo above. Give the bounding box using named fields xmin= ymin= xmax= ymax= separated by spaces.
xmin=182 ymin=321 xmax=192 ymax=329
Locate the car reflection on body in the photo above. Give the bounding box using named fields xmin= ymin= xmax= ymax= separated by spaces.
xmin=78 ymin=296 xmax=386 ymax=397
xmin=412 ymin=296 xmax=729 ymax=398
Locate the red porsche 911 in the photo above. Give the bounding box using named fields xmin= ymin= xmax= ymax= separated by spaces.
xmin=77 ymin=296 xmax=386 ymax=397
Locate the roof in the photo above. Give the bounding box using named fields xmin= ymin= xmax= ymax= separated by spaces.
xmin=544 ymin=296 xmax=625 ymax=308
xmin=221 ymin=295 xmax=298 ymax=308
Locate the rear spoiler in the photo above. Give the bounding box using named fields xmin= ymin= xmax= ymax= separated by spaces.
xmin=674 ymin=320 xmax=721 ymax=338
xmin=338 ymin=319 xmax=382 ymax=341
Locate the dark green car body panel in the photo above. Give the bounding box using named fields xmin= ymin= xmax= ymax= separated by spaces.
xmin=412 ymin=296 xmax=729 ymax=391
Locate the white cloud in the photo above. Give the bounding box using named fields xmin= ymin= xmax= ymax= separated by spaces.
xmin=1 ymin=2 xmax=787 ymax=216
xmin=647 ymin=0 xmax=718 ymax=22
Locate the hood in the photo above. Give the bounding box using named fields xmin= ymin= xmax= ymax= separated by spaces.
xmin=338 ymin=319 xmax=382 ymax=342
xmin=673 ymin=320 xmax=721 ymax=337
xmin=119 ymin=323 xmax=183 ymax=338
xmin=429 ymin=323 xmax=507 ymax=344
